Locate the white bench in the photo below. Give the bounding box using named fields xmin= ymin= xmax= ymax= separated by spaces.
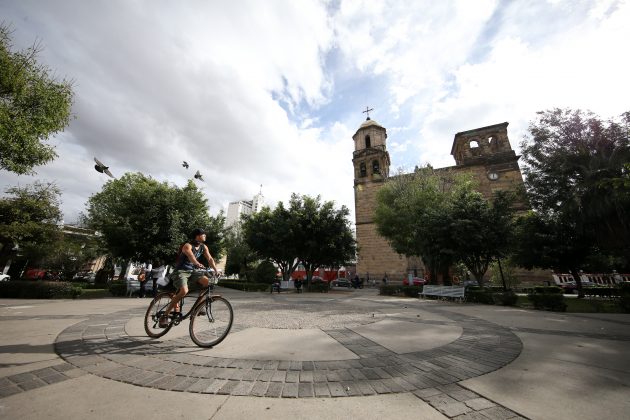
xmin=420 ymin=285 xmax=466 ymax=301
xmin=126 ymin=278 xmax=143 ymax=297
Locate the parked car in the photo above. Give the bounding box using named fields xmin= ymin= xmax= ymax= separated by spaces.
xmin=24 ymin=268 xmax=46 ymax=280
xmin=0 ymin=274 xmax=10 ymax=282
xmin=331 ymin=278 xmax=352 ymax=288
xmin=402 ymin=277 xmax=427 ymax=286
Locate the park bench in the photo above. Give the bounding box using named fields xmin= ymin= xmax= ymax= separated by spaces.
xmin=126 ymin=277 xmax=142 ymax=297
xmin=420 ymin=285 xmax=466 ymax=302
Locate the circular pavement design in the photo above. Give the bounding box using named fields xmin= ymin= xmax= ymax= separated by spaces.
xmin=54 ymin=299 xmax=523 ymax=398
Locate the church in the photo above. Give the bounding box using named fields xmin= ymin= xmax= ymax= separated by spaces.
xmin=352 ymin=114 xmax=526 ymax=283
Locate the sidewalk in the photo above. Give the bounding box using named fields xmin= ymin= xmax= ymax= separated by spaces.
xmin=0 ymin=291 xmax=628 ymax=420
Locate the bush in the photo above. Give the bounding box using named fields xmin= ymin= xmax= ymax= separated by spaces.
xmin=219 ymin=280 xmax=269 ymax=292
xmin=466 ymin=288 xmax=495 ymax=304
xmin=379 ymin=285 xmax=399 ymax=296
xmin=619 ymin=283 xmax=630 ymax=313
xmin=108 ymin=282 xmax=127 ymax=296
xmin=252 ymin=261 xmax=278 ymax=284
xmin=401 ymin=285 xmax=422 ymax=297
xmin=493 ymin=290 xmax=518 ymax=306
xmin=582 ymin=287 xmax=620 ymax=298
xmin=0 ymin=281 xmax=82 ymax=299
xmin=528 ymin=290 xmax=567 ymax=311
xmin=307 ymin=281 xmax=330 ymax=293
xmin=533 ymin=286 xmax=563 ymax=294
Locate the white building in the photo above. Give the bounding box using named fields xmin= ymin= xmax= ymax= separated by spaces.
xmin=225 ymin=186 xmax=265 ymax=228
xmin=226 ymin=200 xmax=253 ymax=228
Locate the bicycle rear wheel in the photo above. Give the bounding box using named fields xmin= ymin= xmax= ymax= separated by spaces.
xmin=144 ymin=291 xmax=175 ymax=338
xmin=189 ymin=296 xmax=233 ymax=348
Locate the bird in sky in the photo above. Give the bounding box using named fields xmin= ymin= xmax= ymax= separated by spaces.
xmin=194 ymin=170 xmax=204 ymax=181
xmin=182 ymin=161 xmax=189 ymax=169
xmin=94 ymin=157 xmax=114 ymax=178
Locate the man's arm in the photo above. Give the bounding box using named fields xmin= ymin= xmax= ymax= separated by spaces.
xmin=182 ymin=244 xmax=204 ymax=268
xmin=203 ymin=246 xmax=219 ymax=273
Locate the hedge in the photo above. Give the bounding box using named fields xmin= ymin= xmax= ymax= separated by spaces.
xmin=528 ymin=288 xmax=567 ymax=312
xmin=465 ymin=287 xmax=518 ymax=306
xmin=619 ymin=283 xmax=630 ymax=313
xmin=378 ymin=285 xmax=423 ymax=297
xmin=218 ymin=281 xmax=269 ymax=292
xmin=109 ymin=282 xmax=127 ymax=296
xmin=0 ymin=281 xmax=83 ymax=299
xmin=307 ymin=282 xmax=330 ymax=293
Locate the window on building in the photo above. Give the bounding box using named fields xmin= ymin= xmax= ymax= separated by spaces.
xmin=372 ymin=160 xmax=380 ymax=174
xmin=365 ymin=135 xmax=371 ymax=148
xmin=360 ymin=162 xmax=367 ymax=177
xmin=470 ymin=139 xmax=479 ymax=148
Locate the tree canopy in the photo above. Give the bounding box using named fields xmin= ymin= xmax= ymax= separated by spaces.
xmin=516 ymin=108 xmax=630 ymax=294
xmin=242 ymin=194 xmax=356 ymax=283
xmin=0 ymin=25 xmax=74 ymax=174
xmin=86 ymin=173 xmax=224 ymax=264
xmin=0 ymin=182 xmax=62 ymax=248
xmin=374 ymin=167 xmax=515 ymax=286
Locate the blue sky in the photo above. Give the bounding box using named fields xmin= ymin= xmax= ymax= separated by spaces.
xmin=0 ymin=0 xmax=629 ymax=223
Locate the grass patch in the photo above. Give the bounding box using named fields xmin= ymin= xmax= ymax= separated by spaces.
xmin=515 ymin=295 xmax=623 ymax=313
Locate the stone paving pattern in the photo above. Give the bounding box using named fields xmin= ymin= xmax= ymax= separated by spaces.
xmin=40 ymin=296 xmax=526 ymax=419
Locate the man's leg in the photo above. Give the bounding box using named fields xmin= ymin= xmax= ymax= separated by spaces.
xmin=164 ymin=285 xmax=188 ymax=317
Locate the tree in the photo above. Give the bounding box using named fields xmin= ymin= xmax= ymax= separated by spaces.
xmin=519 ymin=108 xmax=630 ymax=295
xmin=224 ymin=226 xmax=258 ymax=280
xmin=374 ymin=167 xmax=459 ymax=284
xmin=86 ymin=173 xmax=224 ymax=266
xmin=291 ymin=194 xmax=356 ymax=287
xmin=0 ymin=182 xmax=63 ymax=277
xmin=0 ymin=25 xmax=74 ymax=174
xmin=242 ymin=203 xmax=300 ymax=282
xmin=449 ymin=188 xmax=515 ymax=287
xmin=242 ymin=194 xmax=356 ymax=285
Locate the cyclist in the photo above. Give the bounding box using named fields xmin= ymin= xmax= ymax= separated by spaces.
xmin=159 ymin=228 xmax=219 ymax=328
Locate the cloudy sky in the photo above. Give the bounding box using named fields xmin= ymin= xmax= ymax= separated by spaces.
xmin=1 ymin=0 xmax=629 ymax=223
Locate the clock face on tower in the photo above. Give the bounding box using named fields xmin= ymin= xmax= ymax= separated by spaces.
xmin=488 ymin=172 xmax=499 ymax=181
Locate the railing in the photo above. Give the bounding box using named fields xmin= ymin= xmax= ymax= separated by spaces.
xmin=552 ymin=273 xmax=630 ymax=286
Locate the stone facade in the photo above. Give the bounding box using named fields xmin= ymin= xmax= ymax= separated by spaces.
xmin=353 ymin=119 xmax=527 ymax=283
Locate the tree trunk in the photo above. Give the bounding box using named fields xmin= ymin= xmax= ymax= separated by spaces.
xmin=570 ymin=268 xmax=584 ymax=298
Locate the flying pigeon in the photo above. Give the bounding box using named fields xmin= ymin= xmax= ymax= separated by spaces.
xmin=194 ymin=170 xmax=204 ymax=181
xmin=94 ymin=157 xmax=114 ymax=178
xmin=182 ymin=161 xmax=189 ymax=169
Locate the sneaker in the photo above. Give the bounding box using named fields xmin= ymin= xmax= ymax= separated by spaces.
xmin=158 ymin=316 xmax=170 ymax=328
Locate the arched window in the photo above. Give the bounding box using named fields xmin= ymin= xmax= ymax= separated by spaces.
xmin=365 ymin=135 xmax=371 ymax=148
xmin=372 ymin=160 xmax=380 ymax=174
xmin=470 ymin=140 xmax=479 ymax=148
xmin=359 ymin=162 xmax=367 ymax=177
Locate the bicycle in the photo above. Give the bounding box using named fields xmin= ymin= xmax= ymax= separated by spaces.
xmin=143 ymin=269 xmax=233 ymax=348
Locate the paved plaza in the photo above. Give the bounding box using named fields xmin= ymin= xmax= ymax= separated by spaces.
xmin=1 ymin=288 xmax=629 ymax=419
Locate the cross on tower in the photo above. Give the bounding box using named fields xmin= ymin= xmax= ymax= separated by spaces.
xmin=362 ymin=106 xmax=374 ymax=120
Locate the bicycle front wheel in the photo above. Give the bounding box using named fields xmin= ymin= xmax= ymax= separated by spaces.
xmin=189 ymin=296 xmax=233 ymax=348
xmin=144 ymin=291 xmax=175 ymax=338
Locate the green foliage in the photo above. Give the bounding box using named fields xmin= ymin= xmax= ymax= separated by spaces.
xmin=465 ymin=288 xmax=495 ymax=304
xmin=224 ymin=227 xmax=257 ymax=279
xmin=0 ymin=281 xmax=82 ymax=299
xmin=489 ymin=259 xmax=519 ymax=289
xmin=449 ymin=188 xmax=515 ymax=287
xmin=379 ymin=285 xmax=399 ymax=296
xmin=527 ymin=287 xmax=567 ymax=311
xmin=290 ymin=194 xmax=356 ymax=282
xmin=516 ymin=108 xmax=630 ymax=293
xmin=218 ymin=281 xmax=269 ymax=292
xmin=307 ymin=280 xmax=330 ymax=293
xmin=86 ymin=173 xmax=225 ymax=264
xmin=374 ymin=167 xmax=515 ymax=286
xmin=0 ymin=182 xmax=63 ymax=268
xmin=493 ymin=290 xmax=518 ymax=306
xmin=401 ymin=285 xmax=423 ymax=297
xmin=243 ymin=194 xmax=355 ymax=282
xmin=252 ymin=260 xmax=278 ymax=284
xmin=108 ymin=282 xmax=127 ymax=296
xmin=374 ymin=168 xmax=460 ymax=283
xmin=0 ymin=25 xmax=74 ymax=174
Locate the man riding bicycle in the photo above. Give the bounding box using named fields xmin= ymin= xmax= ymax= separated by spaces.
xmin=159 ymin=228 xmax=219 ymax=328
